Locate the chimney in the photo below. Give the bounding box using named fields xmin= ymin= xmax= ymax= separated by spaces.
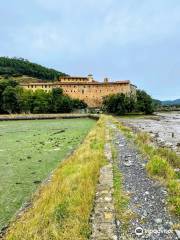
xmin=87 ymin=74 xmax=93 ymax=82
xmin=104 ymin=77 xmax=109 ymax=83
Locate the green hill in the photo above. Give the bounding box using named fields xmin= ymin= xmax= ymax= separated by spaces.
xmin=0 ymin=57 xmax=68 ymax=81
xmin=161 ymin=99 xmax=180 ymax=106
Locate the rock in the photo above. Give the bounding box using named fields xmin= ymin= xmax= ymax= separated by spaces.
xmin=154 ymin=218 xmax=162 ymax=224
xmin=144 ymin=191 xmax=149 ymax=195
xmin=175 ymin=230 xmax=180 ymax=239
xmin=165 ymin=142 xmax=173 ymax=147
xmin=104 ymin=212 xmax=113 ymax=220
xmin=164 ymin=222 xmax=171 ymax=230
xmin=104 ymin=197 xmax=112 ymax=202
xmin=116 ymin=220 xmax=120 ymax=226
xmin=113 ymin=235 xmax=118 ymax=240
xmin=161 ymin=189 xmax=167 ymax=195
xmin=123 ymin=162 xmax=132 ymax=167
xmin=143 ymin=211 xmax=148 ymax=217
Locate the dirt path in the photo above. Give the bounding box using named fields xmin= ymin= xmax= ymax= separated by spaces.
xmin=110 ymin=123 xmax=178 ymax=240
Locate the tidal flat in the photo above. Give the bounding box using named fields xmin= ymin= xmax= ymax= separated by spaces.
xmin=120 ymin=112 xmax=180 ymax=153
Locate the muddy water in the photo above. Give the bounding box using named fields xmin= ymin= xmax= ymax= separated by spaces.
xmin=121 ymin=112 xmax=180 ymax=153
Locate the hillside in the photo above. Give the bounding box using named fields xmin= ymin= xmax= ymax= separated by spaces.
xmin=161 ymin=99 xmax=180 ymax=106
xmin=0 ymin=57 xmax=67 ymax=81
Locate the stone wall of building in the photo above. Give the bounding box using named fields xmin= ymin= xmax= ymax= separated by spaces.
xmin=21 ymin=80 xmax=136 ymax=108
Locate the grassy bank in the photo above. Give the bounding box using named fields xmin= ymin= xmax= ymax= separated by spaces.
xmin=0 ymin=119 xmax=95 ymax=230
xmin=112 ymin=117 xmax=180 ymax=218
xmin=5 ymin=116 xmax=106 ymax=240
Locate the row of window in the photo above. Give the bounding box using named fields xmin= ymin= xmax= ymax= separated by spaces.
xmin=60 ymin=79 xmax=87 ymax=82
xmin=27 ymin=86 xmax=122 ymax=92
xmin=27 ymin=84 xmax=122 ymax=89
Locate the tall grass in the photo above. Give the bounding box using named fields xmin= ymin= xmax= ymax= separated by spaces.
xmin=5 ymin=116 xmax=106 ymax=240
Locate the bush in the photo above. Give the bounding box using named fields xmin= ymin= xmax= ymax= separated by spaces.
xmin=103 ymin=89 xmax=155 ymax=115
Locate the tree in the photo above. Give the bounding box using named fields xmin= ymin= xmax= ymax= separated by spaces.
xmin=136 ymin=90 xmax=154 ymax=114
xmin=0 ymin=57 xmax=68 ymax=81
xmin=72 ymin=98 xmax=87 ymax=109
xmin=0 ymin=82 xmax=88 ymax=114
xmin=2 ymin=86 xmax=20 ymax=113
xmin=49 ymin=88 xmax=64 ymax=113
xmin=103 ymin=89 xmax=154 ymax=115
xmin=19 ymin=89 xmax=34 ymax=113
xmin=32 ymin=90 xmax=50 ymax=113
xmin=124 ymin=94 xmax=136 ymax=113
xmin=0 ymin=79 xmax=19 ymax=113
xmin=103 ymin=93 xmax=128 ymax=115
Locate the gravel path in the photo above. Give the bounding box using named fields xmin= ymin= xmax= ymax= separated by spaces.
xmin=111 ymin=123 xmax=178 ymax=240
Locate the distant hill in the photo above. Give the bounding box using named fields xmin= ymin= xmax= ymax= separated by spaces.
xmin=161 ymin=99 xmax=180 ymax=106
xmin=0 ymin=57 xmax=68 ymax=81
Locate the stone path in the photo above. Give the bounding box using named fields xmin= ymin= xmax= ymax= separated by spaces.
xmin=90 ymin=142 xmax=117 ymax=240
xmin=111 ymin=123 xmax=179 ymax=240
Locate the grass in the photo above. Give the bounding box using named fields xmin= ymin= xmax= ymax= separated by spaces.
xmin=113 ymin=117 xmax=180 ymax=218
xmin=5 ymin=116 xmax=106 ymax=240
xmin=0 ymin=118 xmax=95 ymax=230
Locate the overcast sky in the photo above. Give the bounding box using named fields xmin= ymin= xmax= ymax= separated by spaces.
xmin=0 ymin=0 xmax=180 ymax=100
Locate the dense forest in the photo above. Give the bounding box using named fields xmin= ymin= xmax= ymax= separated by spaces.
xmin=0 ymin=79 xmax=87 ymax=114
xmin=0 ymin=57 xmax=67 ymax=81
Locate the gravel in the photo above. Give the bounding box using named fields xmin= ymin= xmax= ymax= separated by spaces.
xmin=111 ymin=123 xmax=179 ymax=240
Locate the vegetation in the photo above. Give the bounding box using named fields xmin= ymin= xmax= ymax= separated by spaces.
xmin=161 ymin=99 xmax=180 ymax=106
xmin=0 ymin=118 xmax=95 ymax=231
xmin=5 ymin=116 xmax=106 ymax=240
xmin=0 ymin=57 xmax=67 ymax=81
xmin=114 ymin=119 xmax=180 ymax=217
xmin=0 ymin=79 xmax=87 ymax=114
xmin=103 ymin=89 xmax=155 ymax=115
